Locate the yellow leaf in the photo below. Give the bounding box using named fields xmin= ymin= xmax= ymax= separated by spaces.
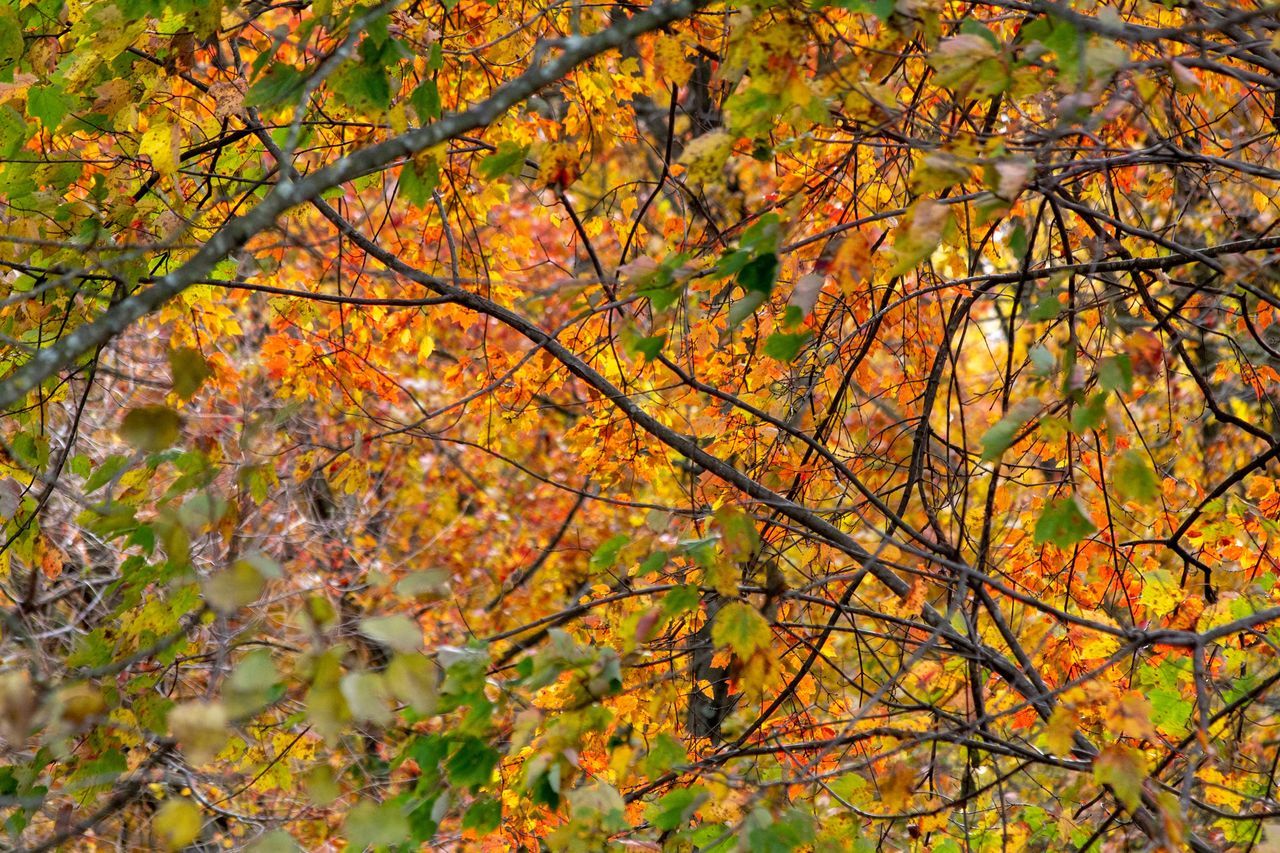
xmin=153 ymin=798 xmax=203 ymax=850
xmin=140 ymin=122 xmax=179 ymax=178
xmin=918 ymin=801 xmax=952 ymax=833
xmin=1043 ymin=705 xmax=1077 ymax=756
xmin=1138 ymin=569 xmax=1181 ymax=618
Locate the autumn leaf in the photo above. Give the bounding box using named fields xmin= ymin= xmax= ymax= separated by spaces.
xmin=4 ymin=0 xmax=1278 ymax=848
xmin=712 ymin=602 xmax=772 ymax=657
xmin=153 ymin=799 xmax=203 ymax=850
xmin=1109 ymin=692 xmax=1156 ymax=742
xmin=714 ymin=506 xmax=759 ymax=563
xmin=890 ymin=199 xmax=954 ymax=275
xmin=139 ymin=122 xmax=179 ymax=178
xmin=1043 ymin=705 xmax=1077 ymax=756
xmin=1094 ymin=744 xmax=1148 ymax=813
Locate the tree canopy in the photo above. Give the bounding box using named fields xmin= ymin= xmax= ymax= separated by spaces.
xmin=2 ymin=0 xmax=1280 ymax=848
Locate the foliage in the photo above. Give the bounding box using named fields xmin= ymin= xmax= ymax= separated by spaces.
xmin=1 ymin=0 xmax=1280 ymax=849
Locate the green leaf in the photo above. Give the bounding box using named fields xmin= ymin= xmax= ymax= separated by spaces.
xmin=714 ymin=506 xmax=759 ymax=563
xmin=661 ymin=585 xmax=700 ymax=619
xmin=344 ymin=800 xmax=410 ymax=849
xmin=168 ymin=701 xmax=228 ymax=765
xmin=1029 ymin=345 xmax=1055 ymax=376
xmin=911 ymin=151 xmax=969 ymax=195
xmin=478 ymin=142 xmax=529 ymax=180
xmin=737 ymin=252 xmax=779 ymax=294
xmin=1034 ymin=496 xmax=1097 ymax=547
xmin=225 ymin=649 xmax=281 ymax=717
xmin=527 ymin=756 xmax=562 ymax=808
xmin=84 ymin=454 xmax=131 ymax=493
xmin=332 ymin=62 xmax=391 ymax=111
xmin=246 ymin=830 xmax=300 ymax=853
xmin=1098 ymin=355 xmax=1133 ymax=394
xmin=763 ymin=331 xmax=812 ymax=362
xmin=0 ymin=105 xmax=30 ymax=160
xmin=120 ymin=406 xmax=183 ymax=452
xmin=928 ymin=34 xmax=1008 ymax=96
xmin=979 ymin=399 xmax=1040 ymax=462
xmin=462 ymin=797 xmax=501 ymax=833
xmin=890 ymin=199 xmax=954 ymax=276
xmin=746 ymin=806 xmax=816 ymax=851
xmin=628 ymin=333 xmax=666 ymax=362
xmin=1029 ymin=290 xmax=1062 ymax=322
xmin=359 ymin=615 xmax=423 ymax=653
xmin=638 ymin=552 xmax=668 ymax=576
xmin=589 ymin=534 xmax=629 ymax=572
xmin=245 ymin=65 xmax=306 ymax=108
xmin=1007 ymin=220 xmax=1029 ymax=260
xmin=399 ymin=157 xmax=439 ymax=208
xmin=410 ymin=78 xmax=441 ymax=121
xmin=395 ymin=568 xmax=451 ymax=599
xmin=1111 ymin=450 xmax=1159 ymax=504
xmin=646 ymin=786 xmax=707 ymax=831
xmin=727 ymin=289 xmax=769 ymax=328
xmin=202 ymin=559 xmax=270 ymax=613
xmin=712 ymin=602 xmax=772 ymax=657
xmin=0 ymin=7 xmax=20 ymax=73
xmin=385 ymin=653 xmax=438 ymax=715
xmin=1149 ymin=684 xmax=1191 ymax=732
xmin=27 ymin=85 xmax=71 ymax=130
xmin=1070 ymin=392 xmax=1107 ymax=434
xmin=568 ymin=781 xmax=629 ymax=831
xmin=168 ymin=347 xmax=213 ymax=399
xmin=447 ymin=736 xmax=499 ymax=789
xmin=642 ymin=733 xmax=687 ymax=776
xmin=340 ymin=671 xmax=393 ymax=725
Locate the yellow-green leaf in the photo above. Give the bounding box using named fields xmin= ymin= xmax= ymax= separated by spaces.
xmin=120 ymin=406 xmax=183 ymax=452
xmin=385 ymin=653 xmax=438 ymax=715
xmin=1093 ymin=743 xmax=1148 ymax=813
xmin=1111 ymin=450 xmax=1160 ymax=504
xmin=168 ymin=346 xmax=213 ymax=399
xmin=712 ymin=602 xmax=772 ymax=657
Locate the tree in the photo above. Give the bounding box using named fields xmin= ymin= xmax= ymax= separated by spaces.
xmin=1 ymin=0 xmax=1280 ymax=848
